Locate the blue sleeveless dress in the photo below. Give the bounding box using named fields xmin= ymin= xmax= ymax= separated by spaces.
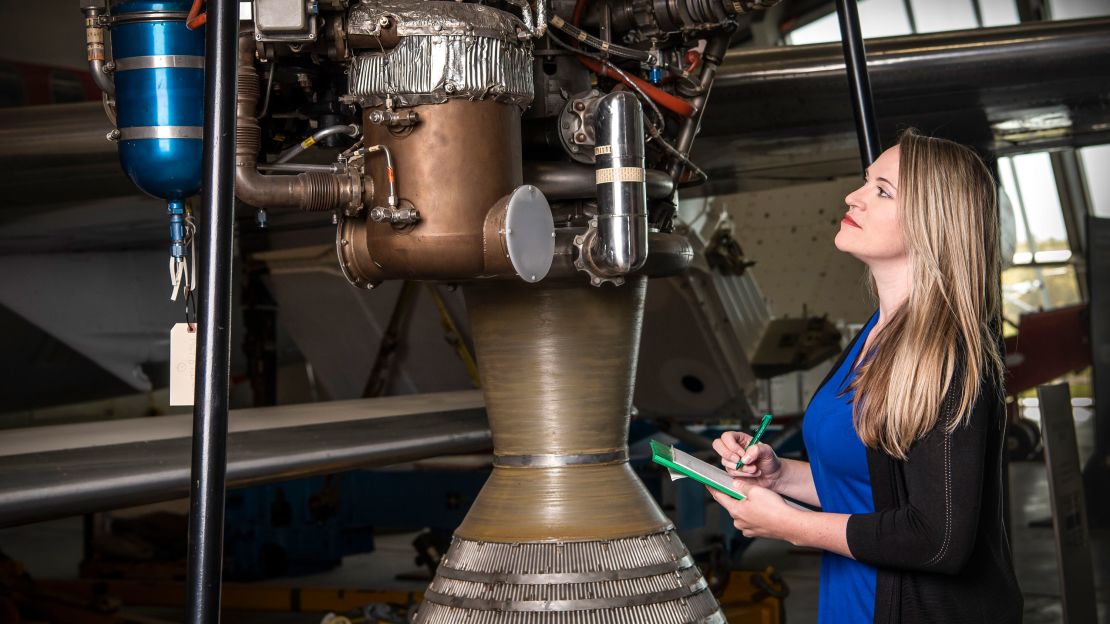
xmin=802 ymin=311 xmax=879 ymax=624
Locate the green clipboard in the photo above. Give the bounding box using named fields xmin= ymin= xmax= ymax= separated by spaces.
xmin=650 ymin=439 xmax=746 ymax=501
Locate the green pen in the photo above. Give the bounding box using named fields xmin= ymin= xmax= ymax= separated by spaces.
xmin=736 ymin=413 xmax=773 ymax=470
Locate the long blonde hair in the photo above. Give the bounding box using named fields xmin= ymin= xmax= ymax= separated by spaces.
xmin=850 ymin=129 xmax=1005 ymax=459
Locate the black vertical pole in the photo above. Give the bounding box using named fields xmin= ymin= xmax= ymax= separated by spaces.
xmin=186 ymin=0 xmax=237 ymax=621
xmin=834 ymin=0 xmax=881 ymax=170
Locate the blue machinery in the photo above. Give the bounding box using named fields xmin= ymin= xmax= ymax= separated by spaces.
xmin=84 ymin=0 xmax=240 ymax=621
xmin=84 ymin=0 xmax=204 ymax=288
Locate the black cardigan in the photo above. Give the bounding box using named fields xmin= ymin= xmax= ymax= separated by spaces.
xmin=809 ymin=318 xmax=1023 ymax=624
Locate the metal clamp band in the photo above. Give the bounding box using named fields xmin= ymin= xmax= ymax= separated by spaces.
xmin=493 ymin=449 xmax=628 ymax=467
xmin=118 ymin=126 xmax=204 ymax=140
xmin=114 ymin=55 xmax=204 ymax=72
xmin=110 ymin=11 xmax=189 ymax=25
xmin=596 ymin=166 xmax=645 ymax=184
xmin=436 ymin=554 xmax=696 ymax=585
xmin=424 ymin=578 xmax=709 ymax=611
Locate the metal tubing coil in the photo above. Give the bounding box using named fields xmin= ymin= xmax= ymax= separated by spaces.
xmin=416 ymin=530 xmax=724 ymax=622
xmin=415 ymin=601 xmax=725 ymax=624
xmin=425 ymin=574 xmax=707 ymax=610
xmin=434 ymin=554 xmax=697 ymax=584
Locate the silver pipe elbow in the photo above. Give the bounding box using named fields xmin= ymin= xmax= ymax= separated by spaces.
xmin=83 ymin=8 xmax=115 ymax=96
xmin=588 ymin=91 xmax=649 ymax=279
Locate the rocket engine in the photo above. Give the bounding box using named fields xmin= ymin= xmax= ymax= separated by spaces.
xmin=84 ymin=0 xmax=780 ymax=619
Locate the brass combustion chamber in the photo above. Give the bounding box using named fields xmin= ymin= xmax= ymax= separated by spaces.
xmin=415 ymin=279 xmax=725 ymax=623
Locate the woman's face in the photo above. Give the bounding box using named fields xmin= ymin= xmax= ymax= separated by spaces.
xmin=835 ymin=145 xmax=907 ymax=264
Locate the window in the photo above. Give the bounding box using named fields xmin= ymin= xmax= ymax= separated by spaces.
xmin=979 ymin=0 xmax=1020 ymax=25
xmin=997 ymin=152 xmax=1082 ymax=324
xmin=784 ymin=0 xmax=1020 ymax=45
xmin=909 ymin=0 xmax=979 ymax=32
xmin=1079 ymin=145 xmax=1110 ymax=218
xmin=1050 ymin=0 xmax=1110 ymax=19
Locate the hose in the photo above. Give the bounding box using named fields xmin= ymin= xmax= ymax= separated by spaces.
xmin=546 ymin=33 xmax=670 ymax=126
xmin=275 ymin=124 xmax=360 ymax=163
xmin=549 ymin=15 xmax=652 ymax=63
xmin=578 ymin=57 xmax=693 ymax=118
xmin=186 ymin=0 xmax=206 ymax=30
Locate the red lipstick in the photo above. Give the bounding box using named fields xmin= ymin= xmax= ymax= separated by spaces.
xmin=842 ymin=214 xmax=861 ymax=229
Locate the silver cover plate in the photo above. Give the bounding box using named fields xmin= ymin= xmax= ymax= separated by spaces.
xmin=503 ymin=185 xmax=554 ymax=283
xmin=254 ymin=0 xmax=307 ymax=31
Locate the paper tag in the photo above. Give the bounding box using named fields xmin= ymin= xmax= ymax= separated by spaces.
xmin=170 ymin=323 xmax=197 ymax=406
xmin=668 ymin=468 xmax=687 ymax=482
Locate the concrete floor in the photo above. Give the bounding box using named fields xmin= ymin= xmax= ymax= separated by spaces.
xmin=1 ymin=410 xmax=1107 ymax=623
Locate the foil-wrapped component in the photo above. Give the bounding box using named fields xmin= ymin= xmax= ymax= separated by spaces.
xmin=349 ymin=0 xmax=526 ymax=42
xmin=349 ymin=35 xmax=534 ymax=109
xmin=346 ymin=0 xmax=534 ymax=109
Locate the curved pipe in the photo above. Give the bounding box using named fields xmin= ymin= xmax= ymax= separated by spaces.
xmin=667 ymin=31 xmax=730 ymax=182
xmin=83 ymin=8 xmax=115 ymax=96
xmin=90 ymin=59 xmax=116 ymax=97
xmin=523 ymin=161 xmax=674 ymax=200
xmin=276 ymin=124 xmax=360 ymax=163
xmin=579 ymin=57 xmax=694 ymax=118
xmin=235 ymin=31 xmax=359 ymax=212
xmin=589 ymin=91 xmax=648 ymax=276
xmin=550 ymin=230 xmax=692 ymax=280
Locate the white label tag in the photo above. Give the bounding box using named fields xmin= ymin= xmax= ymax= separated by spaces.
xmin=170 ymin=323 xmax=197 ymax=406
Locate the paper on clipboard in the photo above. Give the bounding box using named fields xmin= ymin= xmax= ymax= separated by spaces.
xmin=652 ymin=440 xmax=813 ymax=511
xmin=650 ymin=439 xmax=746 ymax=500
xmin=666 ymin=445 xmax=739 ymax=490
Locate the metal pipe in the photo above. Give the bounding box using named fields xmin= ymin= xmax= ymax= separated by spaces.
xmin=364 ymin=144 xmax=397 ymax=208
xmin=507 ymin=0 xmax=547 ymax=38
xmin=235 ymin=31 xmax=360 ymax=212
xmin=701 ymin=18 xmax=1110 ymax=144
xmin=0 ymin=393 xmax=490 ymax=529
xmin=186 ymin=0 xmax=236 ymax=620
xmin=637 ymin=230 xmax=694 ymax=276
xmin=589 ymin=91 xmax=649 ymax=277
xmin=83 ymin=7 xmax=115 ymax=96
xmin=834 ymin=0 xmax=881 ymax=168
xmin=275 ymin=124 xmax=360 ymax=163
xmin=666 ymin=31 xmax=731 ymax=182
xmin=257 ymin=163 xmax=341 ymax=173
xmin=549 ymin=230 xmax=692 ymax=281
xmin=523 ymin=161 xmax=674 ymax=200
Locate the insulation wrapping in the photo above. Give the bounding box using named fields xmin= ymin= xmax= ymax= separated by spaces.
xmin=348 ymin=34 xmax=534 ymax=109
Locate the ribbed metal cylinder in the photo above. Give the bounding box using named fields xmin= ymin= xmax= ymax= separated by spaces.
xmin=301 ymin=172 xmax=341 ymax=211
xmin=415 ymin=279 xmax=723 ymax=623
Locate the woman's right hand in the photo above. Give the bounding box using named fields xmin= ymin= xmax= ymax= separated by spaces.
xmin=713 ymin=431 xmax=784 ymax=491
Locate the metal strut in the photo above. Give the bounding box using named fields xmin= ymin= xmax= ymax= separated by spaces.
xmin=834 ymin=0 xmax=881 ymax=169
xmin=185 ymin=0 xmax=238 ymax=621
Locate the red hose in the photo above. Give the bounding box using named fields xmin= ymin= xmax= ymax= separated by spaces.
xmin=578 ymin=57 xmax=695 ymax=118
xmin=186 ymin=0 xmax=206 ymax=30
xmin=571 ymin=0 xmax=589 ymax=26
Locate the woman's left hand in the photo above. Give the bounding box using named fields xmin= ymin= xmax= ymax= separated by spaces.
xmin=707 ymin=483 xmax=800 ymax=543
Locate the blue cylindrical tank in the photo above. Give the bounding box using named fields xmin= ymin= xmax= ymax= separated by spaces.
xmin=112 ymin=1 xmax=204 ymax=203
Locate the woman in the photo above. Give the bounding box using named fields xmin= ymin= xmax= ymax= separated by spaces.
xmin=708 ymin=129 xmax=1022 ymax=623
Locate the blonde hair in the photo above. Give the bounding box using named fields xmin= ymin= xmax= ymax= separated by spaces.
xmin=850 ymin=129 xmax=1005 ymax=459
